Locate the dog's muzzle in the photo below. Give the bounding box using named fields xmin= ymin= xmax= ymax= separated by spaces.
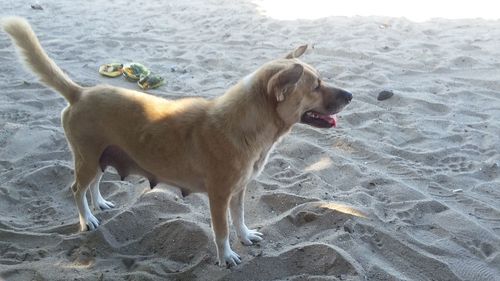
xmin=300 ymin=89 xmax=352 ymax=128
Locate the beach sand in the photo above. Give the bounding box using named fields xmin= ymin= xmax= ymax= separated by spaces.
xmin=1 ymin=0 xmax=499 ymax=280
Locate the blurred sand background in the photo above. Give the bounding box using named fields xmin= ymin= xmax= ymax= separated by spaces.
xmin=0 ymin=0 xmax=499 ymax=280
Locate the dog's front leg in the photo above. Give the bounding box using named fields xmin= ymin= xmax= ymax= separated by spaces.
xmin=230 ymin=188 xmax=263 ymax=245
xmin=208 ymin=192 xmax=241 ymax=267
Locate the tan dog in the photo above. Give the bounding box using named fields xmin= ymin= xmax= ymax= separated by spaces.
xmin=3 ymin=17 xmax=352 ymax=267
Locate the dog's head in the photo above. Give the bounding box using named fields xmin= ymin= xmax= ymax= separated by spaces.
xmin=264 ymin=45 xmax=352 ymax=128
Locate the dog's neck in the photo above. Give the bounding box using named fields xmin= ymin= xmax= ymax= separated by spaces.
xmin=211 ymin=80 xmax=292 ymax=151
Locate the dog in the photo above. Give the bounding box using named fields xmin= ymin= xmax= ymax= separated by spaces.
xmin=2 ymin=17 xmax=352 ymax=267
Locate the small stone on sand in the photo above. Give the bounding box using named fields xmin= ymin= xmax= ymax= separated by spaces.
xmin=377 ymin=90 xmax=394 ymax=101
xmin=31 ymin=4 xmax=43 ymax=10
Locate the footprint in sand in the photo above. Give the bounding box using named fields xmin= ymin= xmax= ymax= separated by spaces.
xmin=438 ymin=155 xmax=474 ymax=173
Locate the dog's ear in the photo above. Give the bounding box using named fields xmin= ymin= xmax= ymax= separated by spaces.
xmin=267 ymin=63 xmax=304 ymax=102
xmin=285 ymin=44 xmax=308 ymax=59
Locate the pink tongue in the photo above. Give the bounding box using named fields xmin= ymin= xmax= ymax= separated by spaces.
xmin=319 ymin=114 xmax=337 ymax=128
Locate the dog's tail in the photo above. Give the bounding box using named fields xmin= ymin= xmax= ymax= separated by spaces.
xmin=2 ymin=17 xmax=82 ymax=104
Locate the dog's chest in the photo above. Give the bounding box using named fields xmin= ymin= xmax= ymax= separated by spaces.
xmin=252 ymin=144 xmax=275 ymax=178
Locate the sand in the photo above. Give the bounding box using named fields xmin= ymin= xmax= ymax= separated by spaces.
xmin=1 ymin=0 xmax=500 ymax=280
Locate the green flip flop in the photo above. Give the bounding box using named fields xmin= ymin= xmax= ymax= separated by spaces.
xmin=123 ymin=63 xmax=151 ymax=81
xmin=98 ymin=63 xmax=124 ymax=77
xmin=138 ymin=73 xmax=165 ymax=89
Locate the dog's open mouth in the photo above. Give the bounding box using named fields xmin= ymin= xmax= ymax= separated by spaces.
xmin=300 ymin=111 xmax=337 ymax=128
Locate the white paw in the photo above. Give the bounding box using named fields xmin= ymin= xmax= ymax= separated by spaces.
xmin=81 ymin=213 xmax=100 ymax=231
xmin=239 ymin=228 xmax=263 ymax=246
xmin=96 ymin=198 xmax=115 ymax=210
xmin=218 ymin=248 xmax=241 ymax=268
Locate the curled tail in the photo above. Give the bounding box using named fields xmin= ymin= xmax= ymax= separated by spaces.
xmin=2 ymin=17 xmax=82 ymax=104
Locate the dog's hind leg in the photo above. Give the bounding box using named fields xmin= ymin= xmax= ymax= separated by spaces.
xmin=71 ymin=154 xmax=101 ymax=231
xmin=89 ymin=171 xmax=115 ymax=210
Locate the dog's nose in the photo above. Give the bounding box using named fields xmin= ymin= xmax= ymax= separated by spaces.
xmin=341 ymin=90 xmax=353 ymax=104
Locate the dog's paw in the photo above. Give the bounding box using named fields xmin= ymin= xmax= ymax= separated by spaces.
xmin=81 ymin=213 xmax=100 ymax=231
xmin=97 ymin=199 xmax=115 ymax=210
xmin=218 ymin=249 xmax=241 ymax=268
xmin=239 ymin=228 xmax=263 ymax=246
